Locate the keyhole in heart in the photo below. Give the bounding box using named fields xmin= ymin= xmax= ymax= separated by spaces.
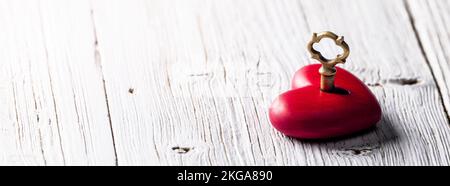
xmin=330 ymin=87 xmax=350 ymax=95
xmin=312 ymin=38 xmax=344 ymax=61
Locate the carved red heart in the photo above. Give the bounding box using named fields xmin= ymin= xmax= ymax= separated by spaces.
xmin=269 ymin=64 xmax=381 ymax=139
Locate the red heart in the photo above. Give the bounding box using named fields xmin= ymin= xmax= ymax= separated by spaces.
xmin=269 ymin=64 xmax=381 ymax=139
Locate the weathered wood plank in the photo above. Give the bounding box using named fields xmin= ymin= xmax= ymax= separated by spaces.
xmin=91 ymin=0 xmax=450 ymax=165
xmin=406 ymin=0 xmax=450 ymax=120
xmin=0 ymin=0 xmax=448 ymax=165
xmin=0 ymin=0 xmax=116 ymax=165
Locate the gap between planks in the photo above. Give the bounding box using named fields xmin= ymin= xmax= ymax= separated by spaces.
xmin=403 ymin=0 xmax=450 ymax=123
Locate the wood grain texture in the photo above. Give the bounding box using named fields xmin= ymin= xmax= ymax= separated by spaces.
xmin=406 ymin=0 xmax=450 ymax=120
xmin=90 ymin=0 xmax=450 ymax=165
xmin=0 ymin=0 xmax=449 ymax=165
xmin=0 ymin=0 xmax=116 ymax=165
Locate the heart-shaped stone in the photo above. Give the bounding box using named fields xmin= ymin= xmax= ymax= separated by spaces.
xmin=269 ymin=64 xmax=381 ymax=139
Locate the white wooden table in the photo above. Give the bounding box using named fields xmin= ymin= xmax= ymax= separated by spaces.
xmin=0 ymin=0 xmax=449 ymax=165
